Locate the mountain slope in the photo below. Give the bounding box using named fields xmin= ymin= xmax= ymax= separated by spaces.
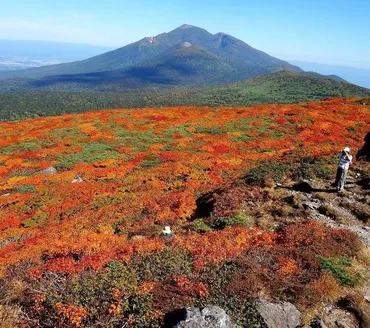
xmin=0 ymin=24 xmax=301 ymax=80
xmin=4 ymin=43 xmax=248 ymax=91
xmin=1 ymin=71 xmax=370 ymax=120
xmin=187 ymin=70 xmax=370 ymax=105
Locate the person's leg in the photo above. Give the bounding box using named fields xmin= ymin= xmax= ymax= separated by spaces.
xmin=335 ymin=167 xmax=342 ymax=190
xmin=339 ymin=168 xmax=348 ymax=191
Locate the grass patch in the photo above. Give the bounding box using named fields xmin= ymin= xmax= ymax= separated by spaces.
xmin=244 ymin=162 xmax=292 ymax=186
xmin=12 ymin=185 xmax=35 ymax=194
xmin=0 ymin=140 xmax=42 ymax=155
xmin=294 ymin=156 xmax=335 ymax=181
xmin=21 ymin=212 xmax=48 ymax=228
xmin=57 ymin=142 xmax=122 ymax=168
xmin=194 ymin=125 xmax=223 ymax=135
xmin=318 ymin=204 xmax=344 ymax=221
xmin=140 ymin=156 xmax=162 ymax=169
xmin=340 ymin=199 xmax=370 ymax=223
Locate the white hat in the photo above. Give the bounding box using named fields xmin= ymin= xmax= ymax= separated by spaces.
xmin=343 ymin=147 xmax=351 ymax=153
xmin=162 ymin=226 xmax=172 ymax=235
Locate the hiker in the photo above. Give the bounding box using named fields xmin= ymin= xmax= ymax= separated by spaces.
xmin=335 ymin=147 xmax=353 ymax=191
xmin=162 ymin=226 xmax=172 ymax=238
xmin=161 ymin=226 xmax=174 ymax=245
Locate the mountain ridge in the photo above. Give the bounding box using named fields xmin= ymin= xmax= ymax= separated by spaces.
xmin=0 ymin=24 xmax=302 ymax=81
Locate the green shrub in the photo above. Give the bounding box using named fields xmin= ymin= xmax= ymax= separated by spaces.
xmin=194 ymin=126 xmax=222 ymax=135
xmin=319 ymin=256 xmax=357 ymax=286
xmin=92 ymin=193 xmax=129 ymax=210
xmin=62 ymin=261 xmax=161 ymax=327
xmin=132 ymin=248 xmax=193 ymax=282
xmin=21 ymin=212 xmax=48 ymax=228
xmin=197 ymin=264 xmax=266 ymax=328
xmin=212 ymin=213 xmax=251 ymax=230
xmin=190 ymin=219 xmax=213 ymax=233
xmin=244 ymin=162 xmax=292 ymax=185
xmin=294 ymin=156 xmax=335 ymax=181
xmin=13 ymin=185 xmax=35 ymax=194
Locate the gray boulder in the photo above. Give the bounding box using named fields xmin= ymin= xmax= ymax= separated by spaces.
xmin=37 ymin=166 xmax=57 ymax=175
xmin=174 ymin=306 xmax=238 ymax=328
xmin=256 ymin=300 xmax=301 ymax=328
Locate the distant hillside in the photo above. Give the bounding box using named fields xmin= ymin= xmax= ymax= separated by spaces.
xmin=290 ymin=60 xmax=370 ymax=89
xmin=0 ymin=24 xmax=301 ymax=81
xmin=0 ymin=40 xmax=111 ymax=71
xmin=1 ymin=71 xmax=369 ymax=120
xmin=185 ymin=71 xmax=370 ymax=106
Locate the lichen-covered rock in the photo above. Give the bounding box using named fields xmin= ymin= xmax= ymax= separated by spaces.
xmin=256 ymin=300 xmax=301 ymax=328
xmin=174 ymin=306 xmax=238 ymax=328
xmin=37 ymin=166 xmax=57 ymax=175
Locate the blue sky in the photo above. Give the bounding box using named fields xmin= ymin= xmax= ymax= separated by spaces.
xmin=0 ymin=0 xmax=369 ymax=68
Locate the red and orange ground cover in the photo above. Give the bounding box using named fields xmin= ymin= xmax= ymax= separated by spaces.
xmin=0 ymin=98 xmax=369 ymax=327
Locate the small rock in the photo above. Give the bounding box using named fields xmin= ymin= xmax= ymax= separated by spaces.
xmin=71 ymin=175 xmax=83 ymax=183
xmin=302 ymin=200 xmax=321 ymax=210
xmin=37 ymin=166 xmax=57 ymax=175
xmin=345 ymin=178 xmax=356 ymax=184
xmin=174 ymin=306 xmax=238 ymax=328
xmin=256 ymin=299 xmax=301 ymax=328
xmin=1 ymin=193 xmax=11 ymax=197
xmin=365 ymin=295 xmax=370 ymax=303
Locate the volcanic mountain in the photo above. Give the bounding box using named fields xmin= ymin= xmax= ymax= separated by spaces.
xmin=0 ymin=24 xmax=302 ymax=87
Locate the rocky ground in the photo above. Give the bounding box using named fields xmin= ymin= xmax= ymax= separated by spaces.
xmin=172 ymin=159 xmax=370 ymax=328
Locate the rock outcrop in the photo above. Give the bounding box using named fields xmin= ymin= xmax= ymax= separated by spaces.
xmin=37 ymin=166 xmax=57 ymax=175
xmin=256 ymin=300 xmax=301 ymax=328
xmin=173 ymin=306 xmax=238 ymax=328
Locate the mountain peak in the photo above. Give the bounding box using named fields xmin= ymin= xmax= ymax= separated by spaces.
xmin=177 ymin=24 xmax=196 ymax=29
